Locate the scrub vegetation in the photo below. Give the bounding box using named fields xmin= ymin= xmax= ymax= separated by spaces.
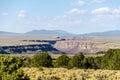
xmin=0 ymin=49 xmax=120 ymax=80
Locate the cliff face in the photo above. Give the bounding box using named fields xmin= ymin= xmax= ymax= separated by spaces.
xmin=0 ymin=39 xmax=106 ymax=54
xmin=54 ymin=41 xmax=96 ymax=49
xmin=54 ymin=41 xmax=99 ymax=54
xmin=0 ymin=44 xmax=62 ymax=54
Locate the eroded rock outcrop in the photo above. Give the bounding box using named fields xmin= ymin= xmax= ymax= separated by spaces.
xmin=54 ymin=41 xmax=96 ymax=49
xmin=54 ymin=41 xmax=100 ymax=54
xmin=0 ymin=44 xmax=62 ymax=54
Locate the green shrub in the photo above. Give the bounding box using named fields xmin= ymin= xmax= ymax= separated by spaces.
xmin=55 ymin=54 xmax=70 ymax=67
xmin=82 ymin=58 xmax=91 ymax=69
xmin=31 ymin=52 xmax=52 ymax=67
xmin=94 ymin=49 xmax=120 ymax=70
xmin=104 ymin=49 xmax=120 ymax=70
xmin=0 ymin=56 xmax=29 ymax=80
xmin=0 ymin=56 xmax=23 ymax=73
xmin=68 ymin=52 xmax=84 ymax=69
xmin=94 ymin=56 xmax=102 ymax=69
xmin=22 ymin=57 xmax=32 ymax=67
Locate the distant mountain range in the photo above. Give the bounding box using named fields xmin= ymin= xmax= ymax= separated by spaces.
xmin=0 ymin=30 xmax=71 ymax=36
xmin=0 ymin=30 xmax=120 ymax=36
xmin=82 ymin=30 xmax=120 ymax=36
xmin=25 ymin=30 xmax=71 ymax=36
xmin=0 ymin=31 xmax=20 ymax=36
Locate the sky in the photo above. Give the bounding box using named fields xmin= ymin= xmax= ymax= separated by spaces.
xmin=0 ymin=0 xmax=120 ymax=34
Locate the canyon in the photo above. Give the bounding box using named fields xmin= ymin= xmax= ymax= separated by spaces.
xmin=0 ymin=36 xmax=120 ymax=54
xmin=0 ymin=44 xmax=62 ymax=54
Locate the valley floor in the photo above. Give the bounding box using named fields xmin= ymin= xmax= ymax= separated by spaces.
xmin=23 ymin=67 xmax=120 ymax=80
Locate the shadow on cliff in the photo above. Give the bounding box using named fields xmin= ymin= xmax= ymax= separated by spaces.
xmin=0 ymin=44 xmax=63 ymax=54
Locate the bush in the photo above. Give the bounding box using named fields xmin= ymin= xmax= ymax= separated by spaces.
xmin=68 ymin=52 xmax=84 ymax=69
xmin=82 ymin=58 xmax=91 ymax=69
xmin=0 ymin=56 xmax=29 ymax=80
xmin=22 ymin=57 xmax=32 ymax=67
xmin=104 ymin=49 xmax=120 ymax=70
xmin=55 ymin=54 xmax=70 ymax=67
xmin=0 ymin=56 xmax=23 ymax=73
xmin=94 ymin=49 xmax=120 ymax=70
xmin=31 ymin=52 xmax=52 ymax=67
xmin=94 ymin=56 xmax=102 ymax=69
xmin=87 ymin=57 xmax=97 ymax=69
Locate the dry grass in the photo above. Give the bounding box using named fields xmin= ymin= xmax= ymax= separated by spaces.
xmin=0 ymin=36 xmax=58 ymax=46
xmin=23 ymin=67 xmax=120 ymax=80
xmin=0 ymin=36 xmax=120 ymax=47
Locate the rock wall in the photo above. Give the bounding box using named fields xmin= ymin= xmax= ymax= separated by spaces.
xmin=0 ymin=44 xmax=62 ymax=54
xmin=54 ymin=41 xmax=99 ymax=54
xmin=54 ymin=41 xmax=96 ymax=49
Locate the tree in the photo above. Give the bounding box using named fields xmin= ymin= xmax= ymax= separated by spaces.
xmin=68 ymin=52 xmax=85 ymax=68
xmin=82 ymin=58 xmax=90 ymax=69
xmin=100 ymin=49 xmax=120 ymax=70
xmin=55 ymin=54 xmax=70 ymax=67
xmin=82 ymin=57 xmax=97 ymax=69
xmin=106 ymin=49 xmax=120 ymax=70
xmin=0 ymin=56 xmax=29 ymax=80
xmin=31 ymin=52 xmax=52 ymax=67
xmin=94 ymin=56 xmax=102 ymax=69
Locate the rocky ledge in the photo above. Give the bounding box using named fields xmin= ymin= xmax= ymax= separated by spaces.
xmin=0 ymin=44 xmax=62 ymax=54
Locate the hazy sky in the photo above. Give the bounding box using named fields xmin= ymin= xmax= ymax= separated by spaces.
xmin=0 ymin=0 xmax=120 ymax=34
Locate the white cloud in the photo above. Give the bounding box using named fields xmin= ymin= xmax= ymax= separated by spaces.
xmin=92 ymin=0 xmax=106 ymax=3
xmin=1 ymin=12 xmax=8 ymax=16
xmin=72 ymin=0 xmax=85 ymax=6
xmin=72 ymin=0 xmax=105 ymax=7
xmin=65 ymin=8 xmax=87 ymax=15
xmin=18 ymin=10 xmax=26 ymax=18
xmin=92 ymin=7 xmax=110 ymax=15
xmin=111 ymin=9 xmax=120 ymax=15
xmin=92 ymin=7 xmax=120 ymax=16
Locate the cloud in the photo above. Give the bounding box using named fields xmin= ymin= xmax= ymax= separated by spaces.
xmin=72 ymin=0 xmax=105 ymax=7
xmin=72 ymin=0 xmax=85 ymax=6
xmin=92 ymin=7 xmax=110 ymax=15
xmin=92 ymin=7 xmax=120 ymax=16
xmin=18 ymin=10 xmax=26 ymax=18
xmin=92 ymin=0 xmax=106 ymax=3
xmin=1 ymin=12 xmax=9 ymax=16
xmin=111 ymin=9 xmax=120 ymax=15
xmin=65 ymin=8 xmax=87 ymax=15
